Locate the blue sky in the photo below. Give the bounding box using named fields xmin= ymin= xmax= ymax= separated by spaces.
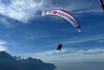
xmin=0 ymin=0 xmax=104 ymax=70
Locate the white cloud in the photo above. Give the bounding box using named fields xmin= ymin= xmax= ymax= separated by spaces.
xmin=35 ymin=48 xmax=104 ymax=56
xmin=0 ymin=40 xmax=7 ymax=51
xmin=0 ymin=0 xmax=102 ymax=24
xmin=0 ymin=45 xmax=7 ymax=51
xmin=0 ymin=40 xmax=7 ymax=45
xmin=33 ymin=48 xmax=104 ymax=63
xmin=30 ymin=48 xmax=104 ymax=70
xmin=35 ymin=49 xmax=68 ymax=56
xmin=42 ymin=0 xmax=101 ymax=13
xmin=63 ymin=34 xmax=104 ymax=45
xmin=0 ymin=16 xmax=16 ymax=27
xmin=0 ymin=0 xmax=43 ymax=22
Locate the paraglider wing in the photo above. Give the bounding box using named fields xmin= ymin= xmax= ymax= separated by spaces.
xmin=99 ymin=0 xmax=104 ymax=10
xmin=42 ymin=9 xmax=81 ymax=32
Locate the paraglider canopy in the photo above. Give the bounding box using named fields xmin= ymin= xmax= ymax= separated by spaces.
xmin=42 ymin=9 xmax=81 ymax=32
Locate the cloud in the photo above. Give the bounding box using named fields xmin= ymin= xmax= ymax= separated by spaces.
xmin=33 ymin=48 xmax=104 ymax=63
xmin=0 ymin=40 xmax=7 ymax=45
xmin=35 ymin=49 xmax=68 ymax=56
xmin=0 ymin=0 xmax=102 ymax=24
xmin=0 ymin=0 xmax=43 ymax=22
xmin=32 ymin=48 xmax=104 ymax=70
xmin=35 ymin=48 xmax=104 ymax=56
xmin=62 ymin=34 xmax=104 ymax=45
xmin=42 ymin=0 xmax=101 ymax=12
xmin=0 ymin=15 xmax=18 ymax=27
xmin=0 ymin=45 xmax=7 ymax=51
xmin=0 ymin=40 xmax=7 ymax=51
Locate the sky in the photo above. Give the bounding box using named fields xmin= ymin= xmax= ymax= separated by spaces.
xmin=0 ymin=0 xmax=104 ymax=70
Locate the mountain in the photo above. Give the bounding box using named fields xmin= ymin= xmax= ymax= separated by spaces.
xmin=0 ymin=51 xmax=56 ymax=70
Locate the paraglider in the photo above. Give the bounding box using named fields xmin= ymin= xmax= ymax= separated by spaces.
xmin=99 ymin=0 xmax=104 ymax=10
xmin=56 ymin=43 xmax=63 ymax=51
xmin=42 ymin=9 xmax=81 ymax=32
